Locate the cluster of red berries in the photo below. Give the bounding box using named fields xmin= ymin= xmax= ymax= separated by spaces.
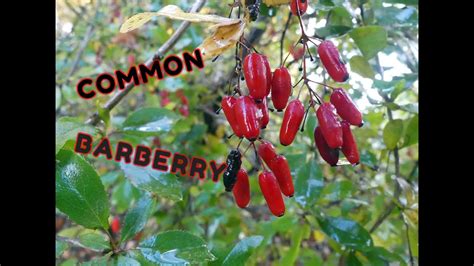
xmin=222 ymin=141 xmax=293 ymax=217
xmin=159 ymin=89 xmax=189 ymax=117
xmin=219 ymin=0 xmax=363 ymax=217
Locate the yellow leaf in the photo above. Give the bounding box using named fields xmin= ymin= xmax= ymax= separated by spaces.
xmin=313 ymin=230 xmax=325 ymax=243
xmin=120 ymin=12 xmax=157 ymax=33
xmin=199 ymin=20 xmax=246 ymax=59
xmin=263 ymin=0 xmax=291 ymax=6
xmin=156 ymin=5 xmax=238 ymax=24
xmin=119 ymin=5 xmax=240 ymax=33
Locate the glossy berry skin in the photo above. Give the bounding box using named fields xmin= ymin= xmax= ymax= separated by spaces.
xmin=256 ymin=97 xmax=270 ymax=129
xmin=280 ymin=99 xmax=305 ymax=146
xmin=316 ymin=102 xmax=343 ymax=148
xmin=314 ymin=126 xmax=339 ymax=166
xmin=221 ymin=96 xmax=244 ymax=138
xmin=258 ymin=170 xmax=285 ymax=217
xmin=258 ymin=140 xmax=278 ymax=166
xmin=263 ymin=56 xmax=272 ymax=95
xmin=243 ymin=53 xmax=271 ymax=101
xmin=290 ymin=0 xmax=308 ymax=16
xmin=269 ymin=155 xmax=294 ymax=197
xmin=271 ymin=67 xmax=292 ymax=111
xmin=111 ymin=216 xmax=120 ymax=233
xmin=232 ymin=169 xmax=250 ymax=208
xmin=223 ymin=149 xmax=242 ymax=192
xmin=234 ymin=96 xmax=260 ymax=141
xmin=341 ymin=121 xmax=360 ymax=165
xmin=318 ymin=40 xmax=349 ymax=82
xmin=330 ymin=88 xmax=363 ymax=127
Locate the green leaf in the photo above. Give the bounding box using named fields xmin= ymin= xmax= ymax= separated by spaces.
xmin=349 ymin=56 xmax=375 ymax=79
xmin=222 ymin=236 xmax=264 ymax=266
xmin=260 ymin=3 xmax=278 ymax=17
xmin=315 ymin=25 xmax=352 ymax=38
xmin=77 ymin=230 xmax=110 ymax=251
xmin=317 ymin=216 xmax=373 ymax=251
xmin=56 ymin=240 xmax=68 ymax=258
xmin=98 ymin=105 xmax=111 ymax=129
xmin=402 ymin=115 xmax=418 ymax=148
xmin=120 ymin=162 xmax=182 ymax=201
xmin=279 ymin=225 xmax=310 ymax=265
xmin=114 ymin=256 xmax=141 ymax=266
xmin=361 ymin=246 xmax=407 ymax=266
xmin=305 ymin=115 xmax=317 ymax=141
xmin=327 ymin=7 xmax=353 ymax=27
xmin=320 ymin=180 xmax=354 ymax=202
xmin=139 ymin=230 xmax=216 ymax=264
xmin=346 ymin=251 xmax=362 ymax=266
xmin=112 ymin=179 xmax=140 ymax=213
xmin=360 ymin=150 xmax=378 ymax=170
xmin=56 ymin=117 xmax=96 ymax=154
xmin=56 ymin=149 xmax=110 ymax=230
xmin=81 ymin=255 xmax=111 ymax=266
xmin=121 ymin=194 xmax=156 ymax=243
xmin=121 ymin=107 xmax=179 ymax=136
xmin=383 ymin=119 xmax=404 ymax=149
xmin=295 ymin=159 xmax=324 ymax=209
xmin=350 ymin=26 xmax=387 ymax=59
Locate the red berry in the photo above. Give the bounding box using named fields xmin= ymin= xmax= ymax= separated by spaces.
xmin=234 ymin=96 xmax=260 ymax=141
xmin=111 ymin=216 xmax=120 ymax=233
xmin=316 ymin=102 xmax=343 ymax=148
xmin=314 ymin=126 xmax=339 ymax=166
xmin=179 ymin=105 xmax=189 ymax=117
xmin=256 ymin=97 xmax=270 ymax=129
xmin=341 ymin=121 xmax=360 ymax=165
xmin=243 ymin=53 xmax=271 ymax=101
xmin=318 ymin=40 xmax=349 ymax=82
xmin=290 ymin=0 xmax=308 ymax=16
xmin=128 ymin=55 xmax=135 ymax=66
xmin=269 ymin=155 xmax=294 ymax=197
xmin=330 ymin=88 xmax=363 ymax=127
xmin=289 ymin=45 xmax=304 ymax=60
xmin=232 ymin=169 xmax=250 ymax=208
xmin=280 ymin=99 xmax=305 ymax=146
xmin=258 ymin=170 xmax=285 ymax=217
xmin=263 ymin=55 xmax=272 ymax=95
xmin=258 ymin=140 xmax=278 ymax=166
xmin=176 ymin=89 xmax=189 ymax=105
xmin=271 ymin=67 xmax=292 ymax=111
xmin=221 ymin=96 xmax=244 ymax=138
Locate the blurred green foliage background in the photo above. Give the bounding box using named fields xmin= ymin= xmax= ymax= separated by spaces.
xmin=56 ymin=0 xmax=418 ymax=265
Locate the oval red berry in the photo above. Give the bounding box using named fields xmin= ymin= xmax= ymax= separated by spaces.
xmin=318 ymin=40 xmax=349 ymax=82
xmin=280 ymin=99 xmax=305 ymax=146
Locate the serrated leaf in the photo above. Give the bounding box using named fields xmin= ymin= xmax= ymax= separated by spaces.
xmin=317 ymin=216 xmax=373 ymax=251
xmin=56 ymin=149 xmax=110 ymax=230
xmin=139 ymin=230 xmax=216 ymax=264
xmin=295 ymin=159 xmax=324 ymax=208
xmin=121 ymin=107 xmax=179 ymax=136
xmin=222 ymin=236 xmax=264 ymax=266
xmin=121 ymin=194 xmax=156 ymax=243
xmin=120 ymin=163 xmax=182 ymax=201
xmin=56 ymin=117 xmax=96 ymax=154
xmin=349 ymin=56 xmax=375 ymax=79
xmin=350 ymin=26 xmax=387 ymax=59
xmin=383 ymin=119 xmax=404 ymax=150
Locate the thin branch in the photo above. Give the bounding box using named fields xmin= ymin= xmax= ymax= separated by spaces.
xmin=405 ymin=221 xmax=415 ymax=266
xmin=85 ymin=0 xmax=207 ymax=125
